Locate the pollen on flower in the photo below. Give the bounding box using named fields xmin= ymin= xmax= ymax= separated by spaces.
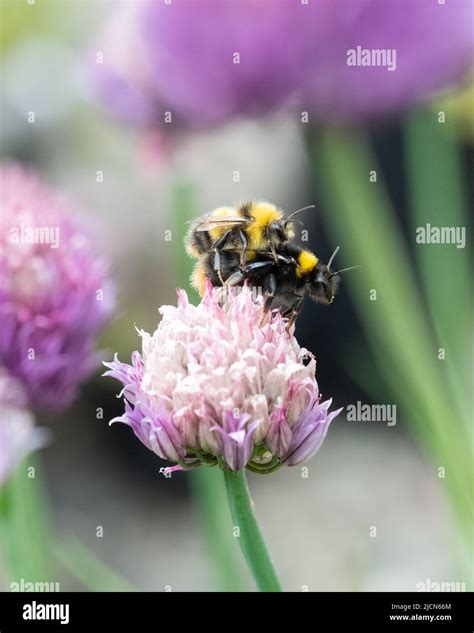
xmin=104 ymin=285 xmax=341 ymax=473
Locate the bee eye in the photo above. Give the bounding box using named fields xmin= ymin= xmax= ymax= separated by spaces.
xmin=276 ymin=226 xmax=286 ymax=240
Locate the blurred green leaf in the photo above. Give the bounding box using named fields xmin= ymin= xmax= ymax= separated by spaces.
xmin=308 ymin=127 xmax=472 ymax=544
xmin=1 ymin=456 xmax=52 ymax=584
xmin=0 ymin=2 xmax=57 ymax=53
xmin=55 ymin=535 xmax=135 ymax=592
xmin=405 ymin=110 xmax=471 ymax=422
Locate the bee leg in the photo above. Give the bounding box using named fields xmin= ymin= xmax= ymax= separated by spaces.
xmin=277 ymin=254 xmax=297 ymax=264
xmin=281 ymin=295 xmax=302 ymax=318
xmin=237 ymin=229 xmax=249 ymax=268
xmin=284 ymin=297 xmax=305 ymax=331
xmin=225 ymin=270 xmax=245 ymax=286
xmin=226 ymin=260 xmax=272 ymax=287
xmin=259 ymin=274 xmax=277 ymax=327
xmin=212 ymin=231 xmax=233 ymax=284
xmin=213 ymin=250 xmax=226 ymax=285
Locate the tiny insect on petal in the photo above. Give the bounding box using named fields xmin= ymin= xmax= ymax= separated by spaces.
xmin=104 ymin=286 xmax=341 ymax=473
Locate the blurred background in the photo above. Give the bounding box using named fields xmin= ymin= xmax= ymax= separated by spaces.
xmin=0 ymin=1 xmax=472 ymax=592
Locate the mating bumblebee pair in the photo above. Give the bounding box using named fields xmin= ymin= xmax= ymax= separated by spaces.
xmin=185 ymin=201 xmax=352 ymax=327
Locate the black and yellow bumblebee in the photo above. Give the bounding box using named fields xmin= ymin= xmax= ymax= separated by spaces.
xmin=185 ymin=201 xmax=313 ymax=282
xmin=192 ymin=242 xmax=352 ymax=328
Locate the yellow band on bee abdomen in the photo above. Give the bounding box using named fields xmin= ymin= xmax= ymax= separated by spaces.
xmin=296 ymin=249 xmax=318 ymax=276
xmin=191 ymin=262 xmax=208 ymax=296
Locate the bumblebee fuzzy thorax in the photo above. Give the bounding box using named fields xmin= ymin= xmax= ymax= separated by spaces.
xmin=245 ymin=201 xmax=284 ymax=249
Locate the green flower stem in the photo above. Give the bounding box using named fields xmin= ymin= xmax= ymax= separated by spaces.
xmin=223 ymin=469 xmax=282 ymax=592
xmin=192 ymin=469 xmax=243 ymax=591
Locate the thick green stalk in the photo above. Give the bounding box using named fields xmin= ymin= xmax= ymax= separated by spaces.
xmin=192 ymin=468 xmax=244 ymax=591
xmin=223 ymin=469 xmax=282 ymax=592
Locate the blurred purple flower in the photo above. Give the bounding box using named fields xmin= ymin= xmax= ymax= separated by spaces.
xmin=302 ymin=0 xmax=474 ymax=121
xmin=0 ymin=369 xmax=49 ymax=486
xmin=92 ymin=1 xmax=322 ymax=129
xmin=104 ymin=285 xmax=341 ymax=473
xmin=92 ymin=0 xmax=473 ymax=128
xmin=0 ymin=164 xmax=115 ymax=412
xmin=89 ymin=4 xmax=178 ymax=170
xmin=89 ymin=4 xmax=157 ymax=127
xmin=139 ymin=0 xmax=326 ymax=128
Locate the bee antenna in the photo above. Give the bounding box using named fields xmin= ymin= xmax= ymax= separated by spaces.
xmin=327 ymin=245 xmax=340 ymax=270
xmin=329 ymin=265 xmax=360 ymax=278
xmin=286 ymin=204 xmax=316 ymax=220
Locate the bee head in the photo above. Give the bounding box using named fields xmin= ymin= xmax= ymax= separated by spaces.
xmin=307 ymin=264 xmax=340 ymax=305
xmin=306 ymin=246 xmax=358 ymax=305
xmin=268 ymin=221 xmax=292 ymax=245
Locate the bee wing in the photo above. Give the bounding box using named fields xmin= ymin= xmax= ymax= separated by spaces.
xmin=194 ymin=216 xmax=249 ymax=232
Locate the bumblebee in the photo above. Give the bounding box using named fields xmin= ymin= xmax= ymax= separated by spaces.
xmin=193 ymin=243 xmax=354 ymax=327
xmin=185 ymin=201 xmax=313 ymax=282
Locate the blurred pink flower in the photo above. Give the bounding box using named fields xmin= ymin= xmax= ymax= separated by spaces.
xmin=92 ymin=0 xmax=473 ymax=128
xmin=0 ymin=369 xmax=48 ymax=486
xmin=89 ymin=4 xmax=157 ymax=127
xmin=0 ymin=164 xmax=115 ymax=411
xmin=104 ymin=286 xmax=341 ymax=473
